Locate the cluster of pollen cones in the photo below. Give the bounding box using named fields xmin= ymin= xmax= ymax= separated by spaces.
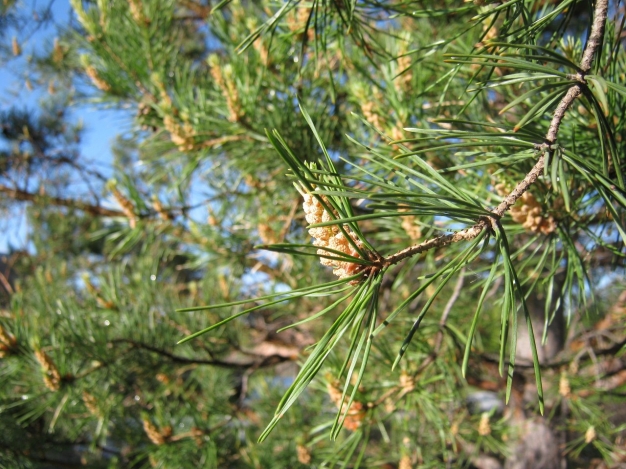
xmin=297 ymin=185 xmax=364 ymax=282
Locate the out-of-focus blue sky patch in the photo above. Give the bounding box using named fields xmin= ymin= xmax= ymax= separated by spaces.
xmin=78 ymin=105 xmax=129 ymax=179
xmin=0 ymin=0 xmax=133 ymax=252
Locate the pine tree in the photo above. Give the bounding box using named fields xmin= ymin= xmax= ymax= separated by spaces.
xmin=1 ymin=0 xmax=625 ymax=468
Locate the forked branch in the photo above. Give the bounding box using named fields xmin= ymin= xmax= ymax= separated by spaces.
xmin=382 ymin=0 xmax=609 ymax=269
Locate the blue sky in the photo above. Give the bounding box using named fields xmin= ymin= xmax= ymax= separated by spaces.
xmin=0 ymin=0 xmax=131 ymax=252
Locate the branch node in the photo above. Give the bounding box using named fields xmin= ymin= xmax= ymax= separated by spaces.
xmin=479 ymin=215 xmax=500 ymax=234
xmin=566 ymin=72 xmax=587 ymax=84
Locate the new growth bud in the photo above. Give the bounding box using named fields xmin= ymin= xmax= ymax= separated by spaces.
xmin=53 ymin=38 xmax=64 ymax=64
xmin=129 ymin=0 xmax=149 ymax=25
xmin=82 ymin=391 xmax=100 ymax=416
xmin=163 ymin=115 xmax=196 ymax=151
xmin=478 ymin=412 xmax=491 ymax=436
xmin=107 ymin=180 xmax=137 ymax=228
xmin=395 ymin=36 xmax=413 ymax=93
xmin=208 ymin=55 xmax=242 ymax=122
xmin=0 ymin=325 xmax=17 ymax=357
xmin=559 ymin=371 xmax=571 ymax=398
xmin=85 ymin=65 xmax=111 ymax=92
xmin=399 ymin=454 xmax=412 ymax=469
xmin=70 ymin=0 xmax=97 ymax=36
xmin=142 ymin=418 xmax=172 ymax=445
xmin=12 ymin=37 xmax=21 ymax=56
xmin=80 ymin=55 xmax=111 ymax=92
xmin=35 ymin=348 xmax=62 ymax=391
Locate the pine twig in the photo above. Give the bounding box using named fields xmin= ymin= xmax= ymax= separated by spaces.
xmin=108 ymin=338 xmax=290 ymax=369
xmin=381 ymin=0 xmax=609 ymax=268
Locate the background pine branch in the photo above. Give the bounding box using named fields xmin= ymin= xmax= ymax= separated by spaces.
xmin=0 ymin=0 xmax=625 ymax=468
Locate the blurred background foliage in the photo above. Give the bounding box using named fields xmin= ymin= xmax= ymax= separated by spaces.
xmin=0 ymin=0 xmax=625 ymax=468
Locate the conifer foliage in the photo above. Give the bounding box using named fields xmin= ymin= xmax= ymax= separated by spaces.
xmin=1 ymin=0 xmax=626 ymax=468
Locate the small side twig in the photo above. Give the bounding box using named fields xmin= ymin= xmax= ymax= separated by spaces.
xmin=409 ymin=268 xmax=467 ymax=378
xmin=108 ymin=338 xmax=290 ymax=370
xmin=433 ymin=267 xmax=466 ymax=352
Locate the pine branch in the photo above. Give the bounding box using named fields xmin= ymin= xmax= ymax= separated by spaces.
xmin=477 ymin=336 xmax=626 ymax=371
xmin=108 ymin=338 xmax=291 ymax=369
xmin=0 ymin=184 xmax=202 ymax=224
xmin=382 ymin=0 xmax=610 ymax=269
xmin=0 ymin=184 xmax=125 ymax=218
